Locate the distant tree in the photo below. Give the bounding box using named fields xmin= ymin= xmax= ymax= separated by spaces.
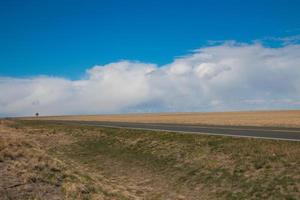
xmin=35 ymin=113 xmax=39 ymax=118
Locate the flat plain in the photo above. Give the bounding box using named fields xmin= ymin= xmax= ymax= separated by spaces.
xmin=31 ymin=110 xmax=300 ymax=128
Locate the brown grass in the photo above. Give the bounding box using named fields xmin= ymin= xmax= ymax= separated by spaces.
xmin=26 ymin=110 xmax=300 ymax=128
xmin=0 ymin=120 xmax=134 ymax=200
xmin=3 ymin=120 xmax=300 ymax=200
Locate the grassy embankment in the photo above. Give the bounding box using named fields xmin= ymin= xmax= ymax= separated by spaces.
xmin=1 ymin=120 xmax=300 ymax=199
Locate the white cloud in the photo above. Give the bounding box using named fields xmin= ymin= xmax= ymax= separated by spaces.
xmin=1 ymin=42 xmax=300 ymax=116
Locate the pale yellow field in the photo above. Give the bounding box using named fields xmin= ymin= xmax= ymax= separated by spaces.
xmin=27 ymin=110 xmax=300 ymax=128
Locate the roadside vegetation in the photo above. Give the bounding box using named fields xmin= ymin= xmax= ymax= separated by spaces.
xmin=1 ymin=120 xmax=300 ymax=199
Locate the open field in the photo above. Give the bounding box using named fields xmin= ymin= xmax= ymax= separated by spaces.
xmin=1 ymin=119 xmax=300 ymax=199
xmin=26 ymin=110 xmax=300 ymax=128
xmin=46 ymin=120 xmax=300 ymax=141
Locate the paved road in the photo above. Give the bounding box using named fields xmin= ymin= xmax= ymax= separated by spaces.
xmin=48 ymin=120 xmax=300 ymax=141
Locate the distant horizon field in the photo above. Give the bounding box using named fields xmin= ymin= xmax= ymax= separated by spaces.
xmin=23 ymin=110 xmax=300 ymax=128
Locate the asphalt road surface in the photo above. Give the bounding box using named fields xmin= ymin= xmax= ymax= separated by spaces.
xmin=47 ymin=120 xmax=300 ymax=142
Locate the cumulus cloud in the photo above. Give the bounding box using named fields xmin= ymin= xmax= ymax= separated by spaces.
xmin=1 ymin=42 xmax=300 ymax=116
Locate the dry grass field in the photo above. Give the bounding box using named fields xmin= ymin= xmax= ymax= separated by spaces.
xmin=1 ymin=119 xmax=300 ymax=199
xmin=31 ymin=110 xmax=300 ymax=128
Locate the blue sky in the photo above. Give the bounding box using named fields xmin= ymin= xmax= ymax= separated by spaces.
xmin=1 ymin=0 xmax=300 ymax=116
xmin=1 ymin=0 xmax=300 ymax=79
